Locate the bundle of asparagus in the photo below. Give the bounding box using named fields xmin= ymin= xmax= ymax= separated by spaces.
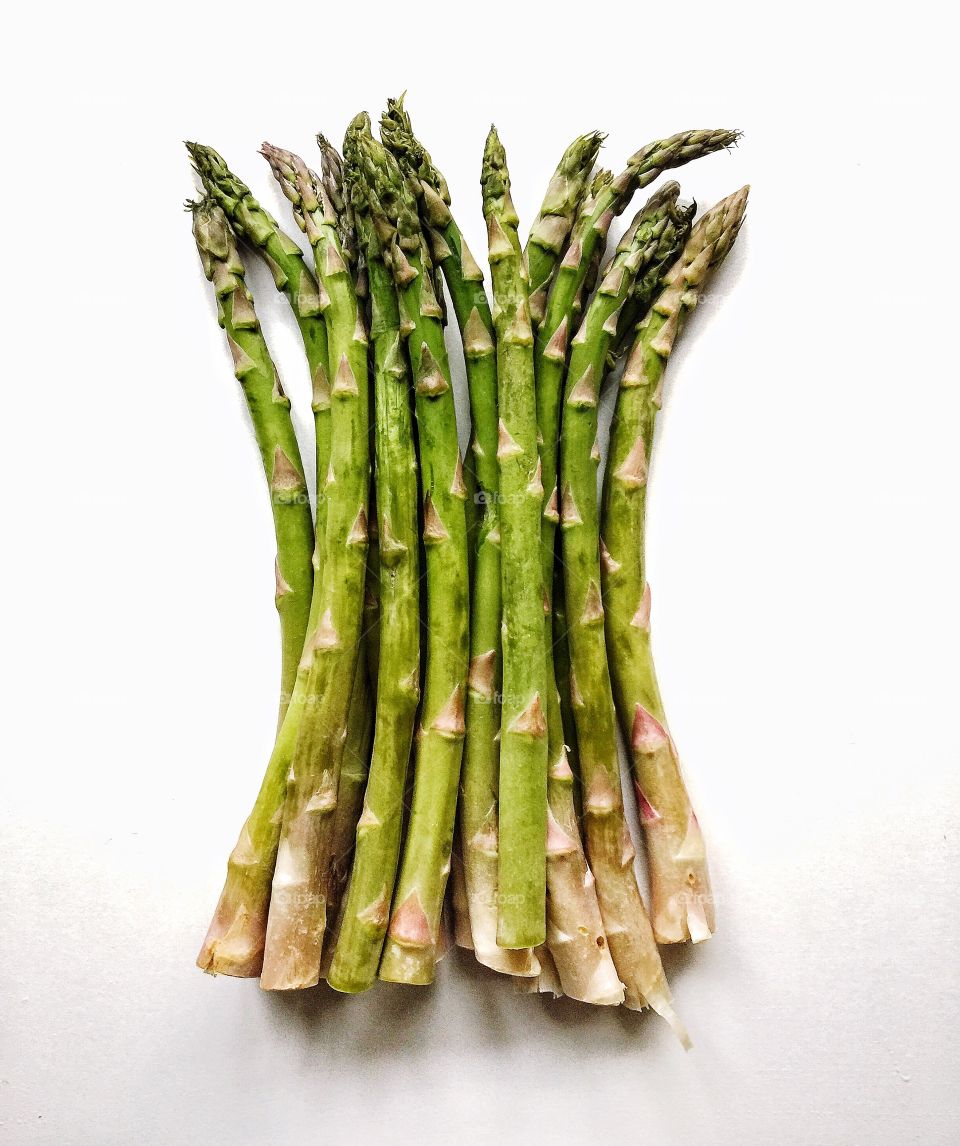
xmin=189 ymin=100 xmax=746 ymax=1043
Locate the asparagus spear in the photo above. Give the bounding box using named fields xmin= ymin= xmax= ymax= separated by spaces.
xmin=381 ymin=99 xmax=538 ymax=974
xmin=257 ymin=143 xmax=370 ymax=990
xmin=540 ymin=188 xmax=689 ymax=1008
xmin=187 ymin=149 xmax=339 ymax=977
xmin=559 ymin=187 xmax=701 ymax=1040
xmin=535 ymin=128 xmax=739 ymax=609
xmin=324 ymin=661 xmax=375 ymax=929
xmin=524 ymin=132 xmax=604 ymax=326
xmin=186 ymin=143 xmax=331 ymax=496
xmin=353 ymin=120 xmax=470 ymax=986
xmin=326 ymin=130 xmax=422 ymax=993
xmin=380 ymin=96 xmax=495 ymax=556
xmin=189 ymin=198 xmax=314 ymax=725
xmin=602 ymin=187 xmax=748 ymax=945
xmin=481 ymin=127 xmax=549 ymax=949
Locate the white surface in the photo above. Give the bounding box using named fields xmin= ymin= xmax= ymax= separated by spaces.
xmin=2 ymin=3 xmax=958 ymax=1143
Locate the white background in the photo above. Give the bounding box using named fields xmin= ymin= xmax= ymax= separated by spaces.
xmin=2 ymin=2 xmax=958 ymax=1143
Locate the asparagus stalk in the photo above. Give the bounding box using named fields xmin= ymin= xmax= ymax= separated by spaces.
xmin=188 ymin=148 xmax=339 ymax=978
xmin=481 ymin=128 xmax=549 ymax=950
xmin=539 ymin=187 xmax=690 ymax=1008
xmin=257 ymin=143 xmax=370 ymax=990
xmin=354 ymin=120 xmax=470 ymax=986
xmin=381 ymin=97 xmax=496 ymax=552
xmin=189 ymin=198 xmax=314 ymax=725
xmin=559 ymin=187 xmax=701 ymax=1040
xmin=315 ymin=135 xmax=383 ymax=694
xmin=535 ymin=128 xmax=739 ymax=607
xmin=324 ymin=663 xmax=375 ymax=928
xmin=381 ymin=99 xmax=537 ymax=974
xmin=602 ymin=187 xmax=748 ymax=945
xmin=186 ymin=143 xmax=331 ymax=496
xmin=524 ymin=132 xmax=604 ymax=325
xmin=327 ymin=131 xmax=422 ymax=993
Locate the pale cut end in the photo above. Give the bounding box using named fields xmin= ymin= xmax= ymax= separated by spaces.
xmin=648 ymin=808 xmax=716 ymax=944
xmin=530 ymin=945 xmax=565 ymax=997
xmin=260 ymin=887 xmax=326 ymax=991
xmin=475 ymin=939 xmax=541 ymax=979
xmin=196 ymin=881 xmax=266 ymax=978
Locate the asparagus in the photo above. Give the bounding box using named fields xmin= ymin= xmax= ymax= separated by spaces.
xmin=524 ymin=132 xmax=604 ymax=325
xmin=382 ymin=99 xmax=537 ymax=974
xmin=538 ymin=188 xmax=690 ymax=1009
xmin=559 ymin=187 xmax=702 ymax=1040
xmin=188 ymin=148 xmax=339 ymax=978
xmin=257 ymin=143 xmax=370 ymax=990
xmin=381 ymin=96 xmax=496 ymax=553
xmin=535 ymin=128 xmax=739 ymax=608
xmin=189 ymin=198 xmax=314 ymax=723
xmin=480 ymin=128 xmax=549 ymax=949
xmin=186 ymin=143 xmax=331 ymax=493
xmin=602 ymin=187 xmax=748 ymax=945
xmin=315 ymin=134 xmax=383 ymax=693
xmin=325 ymin=662 xmax=375 ymax=928
xmin=354 ymin=120 xmax=470 ymax=985
xmin=327 ymin=131 xmax=422 ymax=993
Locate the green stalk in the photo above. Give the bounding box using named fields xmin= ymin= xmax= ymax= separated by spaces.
xmin=381 ymin=96 xmax=496 ymax=563
xmin=381 ymin=99 xmax=537 ymax=975
xmin=558 ymin=187 xmax=703 ymax=1041
xmin=258 ymin=143 xmax=370 ymax=990
xmin=481 ymin=128 xmax=548 ymax=950
xmin=355 ymin=120 xmax=470 ymax=986
xmin=186 ymin=143 xmax=331 ymax=486
xmin=535 ymin=128 xmax=739 ymax=607
xmin=188 ymin=149 xmax=337 ymax=979
xmin=316 ymin=135 xmax=383 ymax=694
xmin=189 ymin=199 xmax=314 ymax=725
xmin=523 ymin=132 xmax=604 ymax=326
xmin=319 ymin=660 xmax=376 ymax=979
xmin=602 ymin=187 xmax=748 ymax=945
xmin=327 ymin=133 xmax=422 ymax=993
xmin=540 ymin=188 xmax=690 ymax=1007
